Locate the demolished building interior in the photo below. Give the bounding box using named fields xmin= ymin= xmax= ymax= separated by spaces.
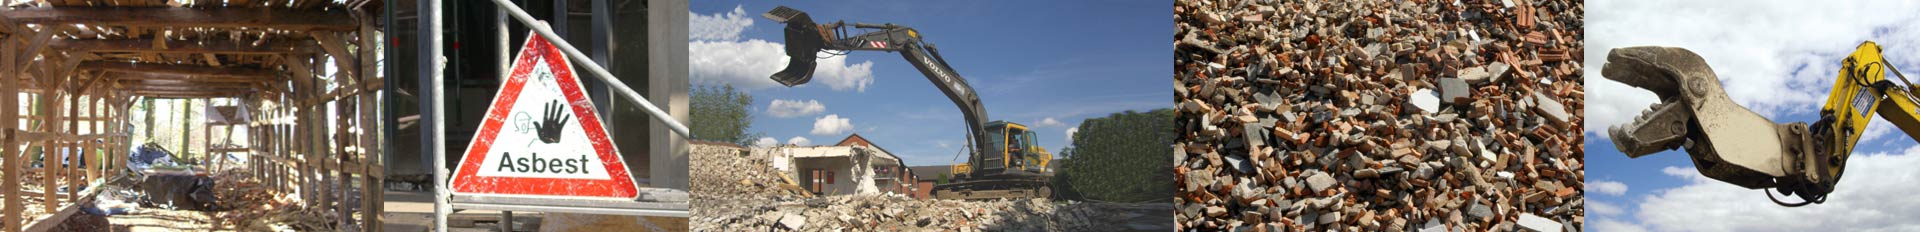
xmin=0 ymin=0 xmax=389 ymax=231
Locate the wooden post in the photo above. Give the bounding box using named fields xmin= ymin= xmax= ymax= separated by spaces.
xmin=143 ymin=98 xmax=153 ymax=139
xmin=358 ymin=16 xmax=384 ymax=229
xmin=2 ymin=35 xmax=23 ymax=232
xmin=287 ymin=54 xmax=317 ymax=205
xmin=204 ymin=101 xmax=212 ymax=171
xmin=65 ymin=83 xmax=77 ymax=202
xmin=180 ymin=98 xmax=190 ymax=161
xmin=89 ymin=95 xmax=100 ymax=183
xmin=335 ymin=92 xmax=351 ymax=227
xmin=41 ymin=70 xmax=61 ymax=214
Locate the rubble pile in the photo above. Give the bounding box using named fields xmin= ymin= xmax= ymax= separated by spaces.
xmin=1174 ymin=0 xmax=1586 ymax=231
xmin=688 ymin=142 xmax=809 ymax=197
xmin=207 ymin=169 xmax=333 ymax=231
xmin=692 ymin=143 xmax=1170 ymax=231
xmin=696 ymin=195 xmax=1059 ymax=231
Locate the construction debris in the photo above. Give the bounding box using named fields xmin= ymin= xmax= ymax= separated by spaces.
xmin=1174 ymin=0 xmax=1586 ymax=231
xmin=205 ymin=169 xmax=336 ymax=231
xmin=690 ymin=143 xmax=1171 ymax=231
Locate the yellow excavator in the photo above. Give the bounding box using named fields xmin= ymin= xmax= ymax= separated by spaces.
xmin=761 ymin=6 xmax=1053 ymax=200
xmin=1604 ymin=41 xmax=1920 ymax=206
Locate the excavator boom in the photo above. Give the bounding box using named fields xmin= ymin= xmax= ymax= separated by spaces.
xmin=762 ymin=6 xmax=1050 ymax=200
xmin=1605 ymin=41 xmax=1920 ymax=206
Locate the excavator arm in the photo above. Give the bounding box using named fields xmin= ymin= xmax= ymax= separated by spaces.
xmin=762 ymin=6 xmax=1000 ymax=173
xmin=1605 ymin=41 xmax=1920 ymax=206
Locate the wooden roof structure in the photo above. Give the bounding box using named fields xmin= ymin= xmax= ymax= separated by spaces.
xmin=6 ymin=0 xmax=381 ymax=99
xmin=0 ymin=0 xmax=389 ymax=231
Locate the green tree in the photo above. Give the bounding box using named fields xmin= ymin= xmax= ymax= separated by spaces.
xmin=690 ymin=84 xmax=762 ymax=145
xmin=1060 ymin=108 xmax=1175 ymax=202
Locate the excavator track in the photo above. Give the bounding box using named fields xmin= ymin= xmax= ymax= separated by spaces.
xmin=931 ymin=176 xmax=1051 ymax=201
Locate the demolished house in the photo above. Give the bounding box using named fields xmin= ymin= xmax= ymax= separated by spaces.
xmin=762 ymin=134 xmax=915 ymax=196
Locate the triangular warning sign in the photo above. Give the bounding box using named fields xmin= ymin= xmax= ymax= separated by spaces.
xmin=450 ymin=33 xmax=639 ymax=199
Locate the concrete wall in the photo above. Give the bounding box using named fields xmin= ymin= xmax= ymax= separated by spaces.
xmin=645 ymin=0 xmax=691 ymax=190
xmin=762 ymin=145 xmax=902 ymax=196
xmin=793 ymin=157 xmax=859 ymax=195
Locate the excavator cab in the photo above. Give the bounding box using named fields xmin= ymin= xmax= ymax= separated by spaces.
xmin=763 ymin=6 xmax=824 ymax=86
xmin=988 ymin=122 xmax=1050 ymax=174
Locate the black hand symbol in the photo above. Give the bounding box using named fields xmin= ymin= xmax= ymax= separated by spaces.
xmin=536 ymin=100 xmax=570 ymax=144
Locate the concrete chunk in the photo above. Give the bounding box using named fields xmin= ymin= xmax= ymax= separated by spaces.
xmin=1439 ymin=78 xmax=1471 ymax=105
xmin=1225 ymin=154 xmax=1254 ymax=173
xmin=1307 ymin=172 xmax=1337 ymax=192
xmin=779 ymin=213 xmax=807 ymax=230
xmin=1532 ymin=92 xmax=1569 ymax=128
xmin=1517 ymin=213 xmax=1562 ymax=232
xmin=1468 ymin=203 xmax=1493 ymax=219
xmin=1411 ymin=89 xmax=1441 ymax=113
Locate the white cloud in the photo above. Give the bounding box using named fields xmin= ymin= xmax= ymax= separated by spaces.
xmin=688 ymin=7 xmax=876 ymax=92
xmin=767 ymin=99 xmax=827 ymax=118
xmin=1629 ymin=145 xmax=1920 ymax=231
xmin=1585 ymin=0 xmax=1920 ymax=136
xmin=752 ymin=137 xmax=779 ymax=147
xmin=1861 ymin=117 xmax=1895 ymax=144
xmin=1589 ymin=180 xmax=1630 ymax=196
xmin=1064 ymin=127 xmax=1079 ymax=143
xmin=690 ymin=5 xmax=753 ymax=41
xmin=1034 ymin=117 xmax=1066 ymax=127
xmin=689 ymin=40 xmax=876 ymax=92
xmin=811 ymin=114 xmax=854 ymax=135
xmin=1661 ymin=166 xmax=1696 ymax=178
xmin=1590 ymin=200 xmax=1626 ymax=216
xmin=786 ymin=136 xmax=812 ymax=146
xmin=1593 ymin=218 xmax=1653 ymax=232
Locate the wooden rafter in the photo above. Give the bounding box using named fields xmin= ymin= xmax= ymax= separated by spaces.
xmin=82 ymin=61 xmax=274 ymax=79
xmin=2 ymin=7 xmax=355 ymax=31
xmin=51 ymin=39 xmax=319 ymax=55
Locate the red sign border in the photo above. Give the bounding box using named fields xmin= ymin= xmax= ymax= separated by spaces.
xmin=449 ymin=34 xmax=639 ymax=198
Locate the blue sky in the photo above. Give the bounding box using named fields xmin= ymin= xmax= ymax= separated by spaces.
xmin=1586 ymin=0 xmax=1920 ymax=231
xmin=689 ymin=1 xmax=1171 ymax=166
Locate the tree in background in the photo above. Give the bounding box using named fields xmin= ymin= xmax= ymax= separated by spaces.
xmin=1059 ymin=108 xmax=1174 ymax=202
xmin=691 ymin=84 xmax=762 ymax=145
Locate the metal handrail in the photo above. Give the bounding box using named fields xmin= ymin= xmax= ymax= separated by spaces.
xmin=488 ymin=0 xmax=692 ymax=137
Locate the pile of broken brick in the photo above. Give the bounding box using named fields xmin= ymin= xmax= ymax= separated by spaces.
xmin=689 ymin=142 xmax=811 ymax=198
xmin=1174 ymin=0 xmax=1586 ymax=231
xmin=694 ymin=194 xmax=1060 ymax=231
xmin=689 ymin=143 xmax=1171 ymax=231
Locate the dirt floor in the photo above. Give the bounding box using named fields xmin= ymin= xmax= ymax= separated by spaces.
xmin=54 ymin=208 xmax=224 ymax=232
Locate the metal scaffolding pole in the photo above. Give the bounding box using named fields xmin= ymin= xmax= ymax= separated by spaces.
xmin=423 ymin=0 xmax=448 ymax=231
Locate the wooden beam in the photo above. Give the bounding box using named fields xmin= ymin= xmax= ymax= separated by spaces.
xmin=2 ymin=7 xmax=355 ymax=31
xmin=2 ymin=35 xmax=21 ymax=232
xmin=118 ymin=78 xmax=260 ymax=86
xmin=50 ymin=39 xmax=318 ymax=55
xmin=15 ymin=28 xmax=53 ymax=68
xmin=84 ymin=61 xmax=273 ymax=79
xmin=126 ymin=87 xmax=258 ymax=94
xmin=106 ymin=72 xmax=268 ymax=83
xmin=311 ymin=31 xmax=357 ymax=84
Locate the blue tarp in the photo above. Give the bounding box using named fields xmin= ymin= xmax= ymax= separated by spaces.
xmin=128 ymin=143 xmax=176 ymax=170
